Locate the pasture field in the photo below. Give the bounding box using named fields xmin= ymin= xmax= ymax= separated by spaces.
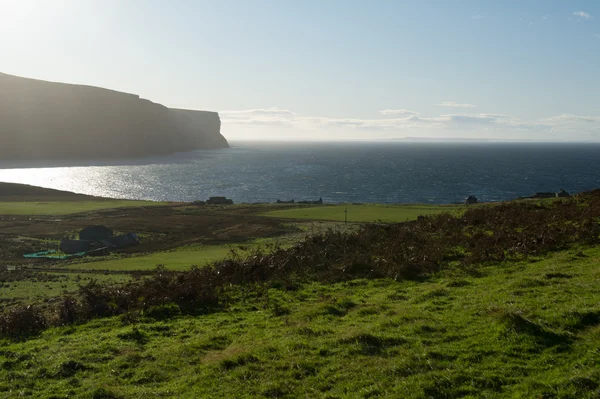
xmin=262 ymin=203 xmax=464 ymax=223
xmin=1 ymin=247 xmax=599 ymax=398
xmin=65 ymin=222 xmax=352 ymax=272
xmin=2 ymin=184 xmax=600 ymax=397
xmin=0 ymin=271 xmax=130 ymax=304
xmin=0 ymin=200 xmax=166 ymax=216
xmin=67 ymin=242 xmax=271 ymax=272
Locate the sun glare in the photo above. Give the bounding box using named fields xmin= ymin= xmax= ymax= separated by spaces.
xmin=0 ymin=0 xmax=61 ymax=42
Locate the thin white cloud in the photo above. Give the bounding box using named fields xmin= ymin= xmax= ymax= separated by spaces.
xmin=544 ymin=114 xmax=599 ymax=123
xmin=573 ymin=11 xmax=591 ymax=19
xmin=435 ymin=102 xmax=477 ymax=108
xmin=220 ymin=107 xmax=600 ymax=138
xmin=220 ymin=107 xmax=297 ymax=127
xmin=379 ymin=109 xmax=420 ymax=116
xmin=221 ymin=107 xmax=296 ymax=117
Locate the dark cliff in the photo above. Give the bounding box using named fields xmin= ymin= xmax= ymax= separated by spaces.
xmin=0 ymin=73 xmax=228 ymax=161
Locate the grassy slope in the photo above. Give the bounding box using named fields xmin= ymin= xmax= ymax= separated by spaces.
xmin=0 ymin=273 xmax=130 ymax=304
xmin=66 ymin=232 xmax=308 ymax=271
xmin=0 ymin=182 xmax=165 ymax=215
xmin=262 ymin=204 xmax=463 ymax=223
xmin=0 ymin=200 xmax=165 ymax=216
xmin=65 ymin=224 xmax=349 ymax=272
xmin=67 ymin=244 xmax=255 ymax=271
xmin=2 ymin=247 xmax=599 ymax=398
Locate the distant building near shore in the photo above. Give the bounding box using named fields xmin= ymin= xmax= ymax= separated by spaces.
xmin=297 ymin=197 xmax=324 ymax=205
xmin=465 ymin=195 xmax=478 ymax=205
xmin=276 ymin=199 xmax=295 ymax=204
xmin=207 ymin=196 xmax=234 ymax=205
xmin=524 ymin=189 xmax=571 ymax=199
xmin=529 ymin=192 xmax=556 ymax=199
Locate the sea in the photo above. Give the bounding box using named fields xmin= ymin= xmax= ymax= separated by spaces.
xmin=1 ymin=141 xmax=599 ymax=204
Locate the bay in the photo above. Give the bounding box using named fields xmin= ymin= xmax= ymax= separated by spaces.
xmin=1 ymin=141 xmax=599 ymax=204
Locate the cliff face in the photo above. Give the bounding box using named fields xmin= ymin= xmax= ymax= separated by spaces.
xmin=0 ymin=73 xmax=228 ymax=161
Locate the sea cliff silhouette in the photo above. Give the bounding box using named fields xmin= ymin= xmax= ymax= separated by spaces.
xmin=0 ymin=72 xmax=228 ymax=161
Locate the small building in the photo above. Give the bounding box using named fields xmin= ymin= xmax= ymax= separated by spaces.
xmin=529 ymin=192 xmax=556 ymax=199
xmin=60 ymin=239 xmax=91 ymax=254
xmin=79 ymin=225 xmax=113 ymax=241
xmin=276 ymin=199 xmax=295 ymax=204
xmin=107 ymin=233 xmax=140 ymax=249
xmin=556 ymin=189 xmax=570 ymax=198
xmin=297 ymin=197 xmax=324 ymax=205
xmin=465 ymin=195 xmax=478 ymax=205
xmin=206 ymin=196 xmax=234 ymax=205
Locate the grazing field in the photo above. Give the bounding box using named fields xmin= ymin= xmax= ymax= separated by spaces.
xmin=4 ymin=184 xmax=600 ymax=397
xmin=262 ymin=203 xmax=464 ymax=223
xmin=0 ymin=186 xmax=292 ymax=267
xmin=68 ymin=243 xmax=264 ymax=271
xmin=65 ymin=227 xmax=327 ymax=271
xmin=0 ymin=271 xmax=130 ymax=305
xmin=1 ymin=248 xmax=599 ymax=398
xmin=0 ymin=200 xmax=165 ymax=216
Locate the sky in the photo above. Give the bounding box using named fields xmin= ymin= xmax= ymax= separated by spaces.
xmin=0 ymin=0 xmax=599 ymax=141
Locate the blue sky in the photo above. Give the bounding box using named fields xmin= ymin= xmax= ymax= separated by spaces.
xmin=1 ymin=0 xmax=598 ymax=140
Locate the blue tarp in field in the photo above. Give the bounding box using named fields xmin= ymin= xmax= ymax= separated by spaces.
xmin=23 ymin=250 xmax=86 ymax=260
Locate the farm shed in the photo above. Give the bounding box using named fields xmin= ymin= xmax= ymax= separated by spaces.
xmin=60 ymin=239 xmax=91 ymax=254
xmin=79 ymin=225 xmax=113 ymax=241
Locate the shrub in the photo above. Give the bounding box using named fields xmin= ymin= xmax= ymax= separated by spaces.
xmin=0 ymin=306 xmax=47 ymax=339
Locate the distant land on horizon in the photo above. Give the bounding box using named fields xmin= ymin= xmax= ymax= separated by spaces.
xmin=0 ymin=72 xmax=228 ymax=162
xmin=375 ymin=137 xmax=600 ymax=143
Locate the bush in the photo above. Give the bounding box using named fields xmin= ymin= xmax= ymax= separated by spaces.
xmin=0 ymin=306 xmax=47 ymax=339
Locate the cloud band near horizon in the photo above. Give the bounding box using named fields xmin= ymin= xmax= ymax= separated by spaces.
xmin=219 ymin=108 xmax=600 ymax=140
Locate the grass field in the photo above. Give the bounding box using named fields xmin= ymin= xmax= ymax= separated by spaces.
xmin=66 ymin=232 xmax=309 ymax=271
xmin=0 ymin=200 xmax=165 ymax=216
xmin=2 ymin=247 xmax=599 ymax=398
xmin=0 ymin=272 xmax=130 ymax=304
xmin=263 ymin=204 xmax=464 ymax=223
xmin=67 ymin=244 xmax=251 ymax=271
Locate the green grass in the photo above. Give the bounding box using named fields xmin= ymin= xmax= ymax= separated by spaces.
xmin=66 ymin=225 xmax=345 ymax=272
xmin=67 ymin=245 xmax=247 ymax=271
xmin=0 ymin=272 xmax=130 ymax=303
xmin=262 ymin=204 xmax=464 ymax=223
xmin=2 ymin=246 xmax=600 ymax=398
xmin=0 ymin=200 xmax=165 ymax=216
xmin=67 ymin=235 xmax=303 ymax=271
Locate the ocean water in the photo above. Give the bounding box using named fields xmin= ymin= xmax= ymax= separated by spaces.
xmin=1 ymin=141 xmax=599 ymax=204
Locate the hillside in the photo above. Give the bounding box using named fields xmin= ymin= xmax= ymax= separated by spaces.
xmin=0 ymin=73 xmax=228 ymax=161
xmin=2 ymin=192 xmax=600 ymax=397
xmin=0 ymin=182 xmax=100 ymax=201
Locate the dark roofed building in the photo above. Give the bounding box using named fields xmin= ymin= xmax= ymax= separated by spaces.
xmin=107 ymin=233 xmax=140 ymax=249
xmin=556 ymin=189 xmax=570 ymax=198
xmin=465 ymin=195 xmax=478 ymax=205
xmin=60 ymin=239 xmax=91 ymax=254
xmin=79 ymin=225 xmax=113 ymax=241
xmin=207 ymin=196 xmax=233 ymax=205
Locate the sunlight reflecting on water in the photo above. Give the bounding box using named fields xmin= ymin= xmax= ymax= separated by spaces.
xmin=1 ymin=142 xmax=600 ymax=204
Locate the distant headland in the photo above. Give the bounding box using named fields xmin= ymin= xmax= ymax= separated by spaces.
xmin=0 ymin=72 xmax=228 ymax=162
